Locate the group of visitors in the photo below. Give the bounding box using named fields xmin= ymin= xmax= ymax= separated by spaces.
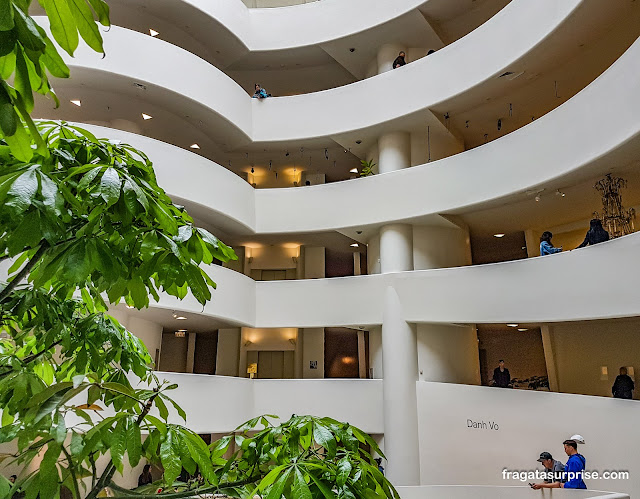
xmin=492 ymin=361 xmax=634 ymax=399
xmin=531 ymin=435 xmax=587 ymax=489
xmin=540 ymin=219 xmax=609 ymax=256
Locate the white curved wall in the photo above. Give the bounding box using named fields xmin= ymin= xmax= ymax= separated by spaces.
xmin=155 ymin=372 xmax=383 ymax=434
xmin=76 ymin=32 xmax=640 ymax=236
xmin=151 ymin=232 xmax=640 ymax=328
xmin=37 ymin=0 xmax=586 ymax=145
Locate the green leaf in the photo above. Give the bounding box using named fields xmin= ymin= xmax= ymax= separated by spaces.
xmin=14 ymin=47 xmax=34 ymax=112
xmin=86 ymin=0 xmax=109 ymax=26
xmin=266 ymin=467 xmax=292 ymax=499
xmin=337 ymin=458 xmax=352 ymax=488
xmin=0 ymin=85 xmax=17 ymax=136
xmin=99 ymin=167 xmax=121 ymax=206
xmin=4 ymin=118 xmax=32 ymax=161
xmin=0 ymin=0 xmax=13 ymax=30
xmin=42 ymin=0 xmax=79 ymax=56
xmin=293 ymin=467 xmax=312 ymax=499
xmin=12 ymin=7 xmax=45 ymax=52
xmin=313 ymin=422 xmax=337 ymax=459
xmin=0 ymin=29 xmax=16 ymax=57
xmin=127 ymin=420 xmax=142 ymax=467
xmin=67 ymin=0 xmax=103 ymax=52
xmin=41 ymin=35 xmax=70 ymax=78
xmin=160 ymin=429 xmax=181 ymax=486
xmin=110 ymin=417 xmax=127 ymax=472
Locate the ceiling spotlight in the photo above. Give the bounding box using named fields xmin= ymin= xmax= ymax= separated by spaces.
xmin=350 ymin=243 xmax=359 ymax=247
xmin=497 ymin=119 xmax=502 ymax=131
xmin=535 ymin=195 xmax=541 ymax=202
xmin=518 ymin=328 xmax=528 ymax=332
xmin=355 ymin=140 xmax=362 ymax=145
xmin=190 ymin=143 xmax=200 ymax=149
xmin=174 ymin=330 xmax=187 ymax=338
xmin=349 ymin=48 xmax=355 ymax=52
xmin=70 ymin=99 xmax=81 ymax=106
xmin=349 ymin=168 xmax=358 ymax=174
xmin=556 ymin=190 xmax=566 ymax=197
xmin=494 ymin=233 xmax=505 ymax=238
xmin=142 ymin=113 xmax=153 ymax=120
xmin=251 ymin=167 xmax=254 ymax=173
xmin=285 ymin=150 xmax=289 ymax=156
xmin=507 ymin=324 xmax=518 ymax=327
xmin=176 ymin=316 xmax=187 ymax=320
xmin=149 ymin=29 xmax=159 ymax=37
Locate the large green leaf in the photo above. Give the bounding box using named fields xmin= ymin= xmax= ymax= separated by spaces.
xmin=160 ymin=429 xmax=182 ymax=486
xmin=68 ymin=0 xmax=103 ymax=53
xmin=42 ymin=0 xmax=79 ymax=56
xmin=0 ymin=0 xmax=14 ymax=30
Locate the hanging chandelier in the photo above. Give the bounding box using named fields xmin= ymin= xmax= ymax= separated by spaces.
xmin=593 ymin=174 xmax=635 ymax=238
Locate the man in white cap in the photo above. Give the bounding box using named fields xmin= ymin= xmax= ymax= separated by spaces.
xmin=531 ymin=436 xmax=586 ymax=490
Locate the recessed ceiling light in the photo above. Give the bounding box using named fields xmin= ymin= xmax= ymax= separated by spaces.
xmin=142 ymin=113 xmax=153 ymax=120
xmin=518 ymin=328 xmax=528 ymax=332
xmin=349 ymin=168 xmax=358 ymax=173
xmin=507 ymin=324 xmax=518 ymax=327
xmin=190 ymin=143 xmax=200 ymax=149
xmin=149 ymin=29 xmax=159 ymax=37
xmin=70 ymin=99 xmax=81 ymax=106
xmin=176 ymin=316 xmax=187 ymax=320
xmin=350 ymin=243 xmax=359 ymax=247
xmin=494 ymin=233 xmax=505 ymax=238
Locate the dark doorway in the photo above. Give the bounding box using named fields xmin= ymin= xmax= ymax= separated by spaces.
xmin=324 ymin=328 xmax=368 ymax=378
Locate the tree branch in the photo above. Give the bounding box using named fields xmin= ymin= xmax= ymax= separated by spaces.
xmin=61 ymin=445 xmax=81 ymax=499
xmin=86 ymin=390 xmax=160 ymax=499
xmin=0 ymin=242 xmax=49 ymax=303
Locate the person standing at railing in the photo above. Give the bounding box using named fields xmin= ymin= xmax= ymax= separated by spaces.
xmin=612 ymin=367 xmax=635 ymax=399
xmin=492 ymin=360 xmax=511 ymax=388
xmin=537 ymin=452 xmax=565 ymax=483
xmin=576 ymin=219 xmax=610 ymax=248
xmin=540 ymin=231 xmax=562 ymax=255
xmin=392 ymin=51 xmax=406 ymax=69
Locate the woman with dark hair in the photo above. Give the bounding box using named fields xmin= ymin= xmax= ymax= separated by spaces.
xmin=540 ymin=231 xmax=562 ymax=256
xmin=576 ymin=219 xmax=609 ymax=248
xmin=138 ymin=464 xmax=153 ymax=487
xmin=252 ymin=83 xmax=270 ymax=99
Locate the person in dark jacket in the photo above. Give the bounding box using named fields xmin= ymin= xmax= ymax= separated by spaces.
xmin=612 ymin=367 xmax=634 ymax=399
xmin=576 ymin=219 xmax=609 ymax=248
xmin=252 ymin=83 xmax=270 ymax=99
xmin=492 ymin=360 xmax=511 ymax=387
xmin=138 ymin=464 xmax=153 ymax=487
xmin=392 ymin=51 xmax=406 ymax=69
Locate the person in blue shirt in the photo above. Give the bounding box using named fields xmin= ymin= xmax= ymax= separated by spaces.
xmin=252 ymin=83 xmax=270 ymax=99
xmin=532 ymin=438 xmax=586 ymax=489
xmin=540 ymin=231 xmax=562 ymax=256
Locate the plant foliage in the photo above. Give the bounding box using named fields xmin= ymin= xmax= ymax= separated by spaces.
xmin=359 ymin=160 xmax=375 ymax=177
xmin=0 ymin=0 xmax=110 ymax=161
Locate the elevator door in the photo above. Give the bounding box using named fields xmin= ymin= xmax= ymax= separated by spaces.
xmin=256 ymin=351 xmax=294 ymax=379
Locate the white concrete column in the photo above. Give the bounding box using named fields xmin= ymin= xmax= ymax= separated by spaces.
xmin=377 ymin=43 xmax=406 ymax=74
xmin=541 ymin=325 xmax=559 ymax=392
xmin=378 ymin=131 xmax=410 ymax=174
xmin=216 ymin=328 xmax=241 ymax=376
xmin=380 ymin=224 xmax=413 ymax=273
xmin=382 ymin=286 xmax=420 ymax=485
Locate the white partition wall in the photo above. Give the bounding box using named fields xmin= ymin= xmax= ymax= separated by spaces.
xmin=416 ymin=383 xmax=640 ymax=496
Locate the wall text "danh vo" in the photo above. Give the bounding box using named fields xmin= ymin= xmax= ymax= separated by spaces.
xmin=467 ymin=419 xmax=499 ymax=430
